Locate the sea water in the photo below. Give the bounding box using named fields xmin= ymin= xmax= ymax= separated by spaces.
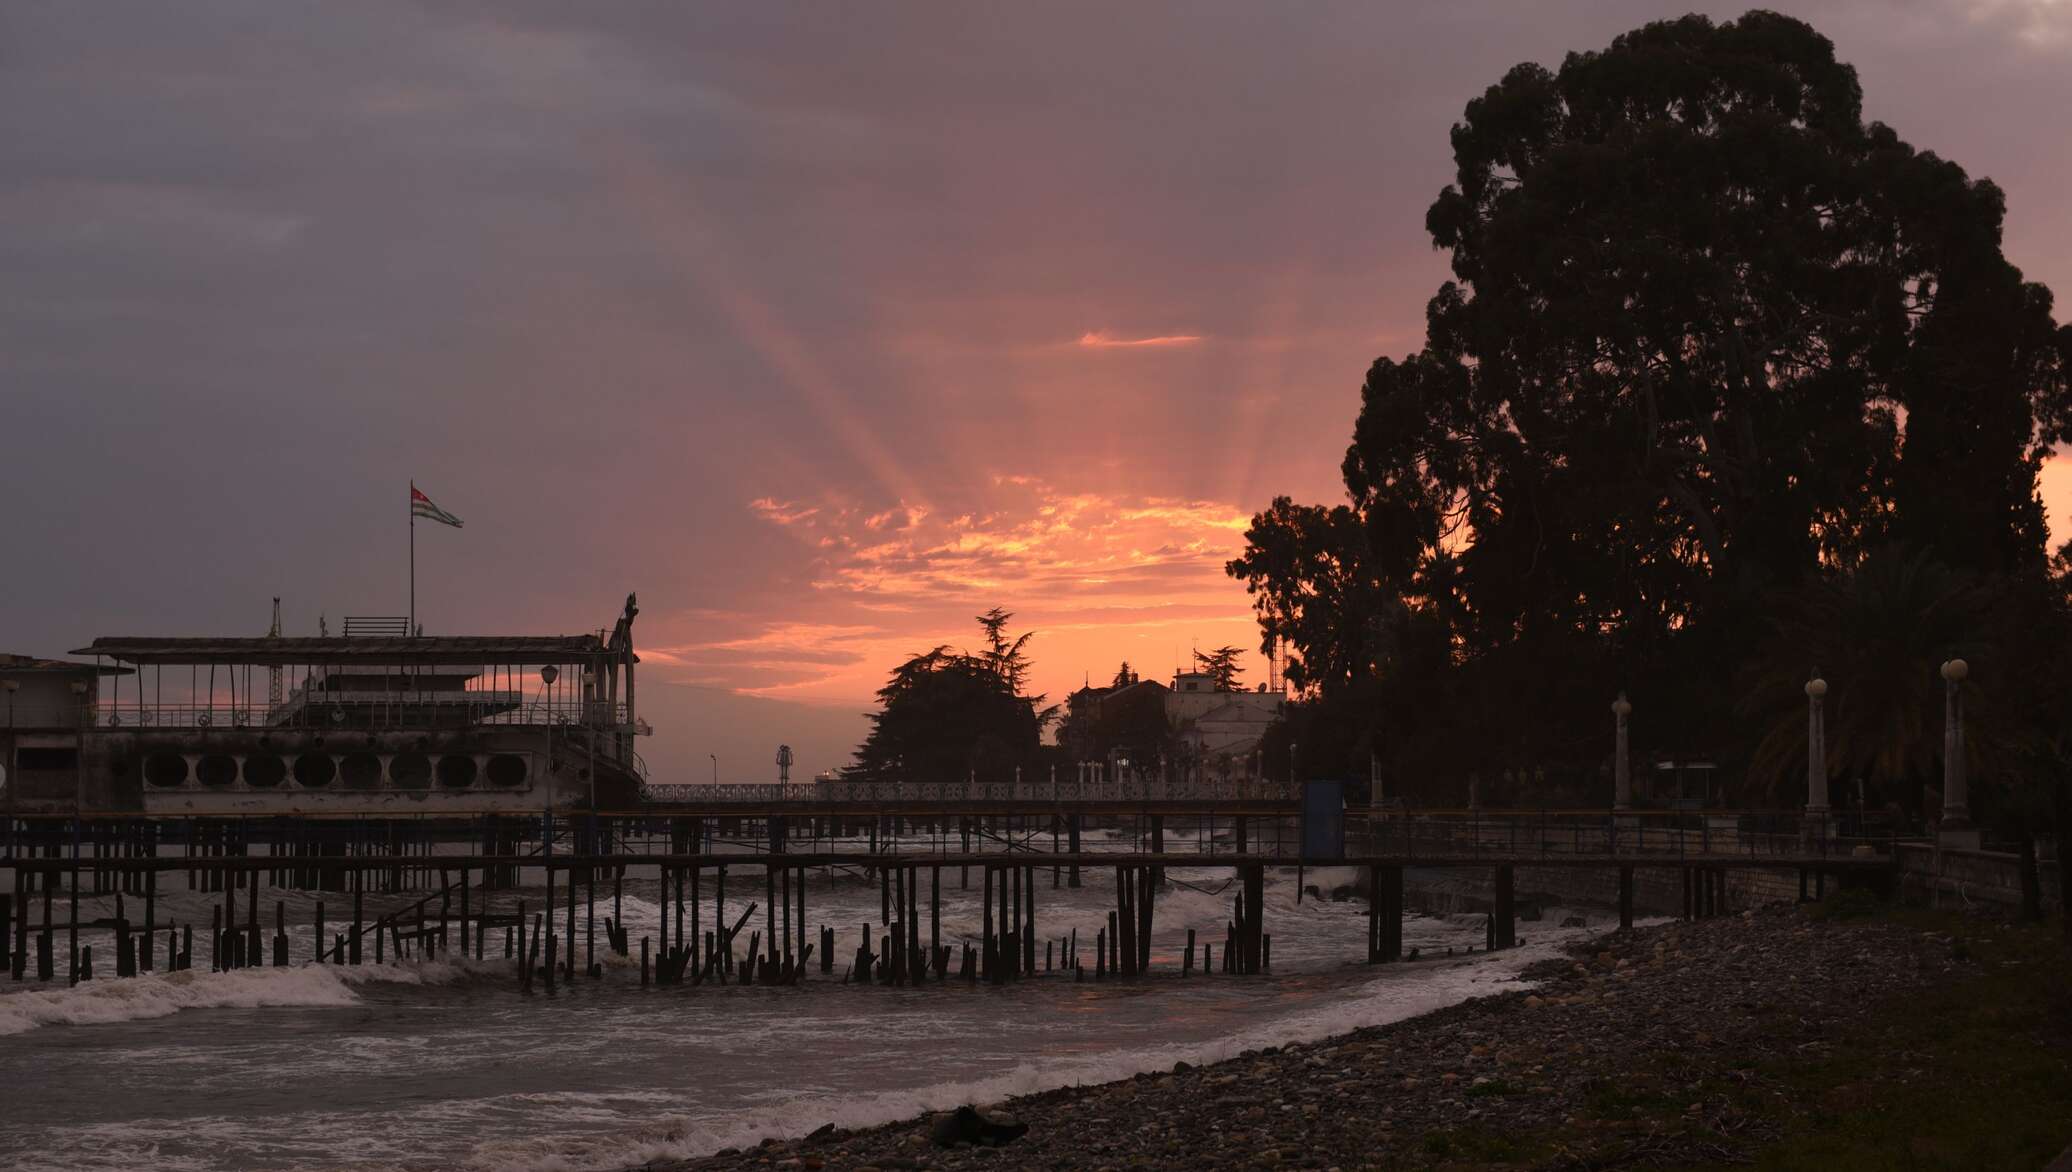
xmin=0 ymin=845 xmax=1594 ymax=1171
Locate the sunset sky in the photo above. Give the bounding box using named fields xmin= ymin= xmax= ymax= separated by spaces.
xmin=4 ymin=2 xmax=2069 ymax=781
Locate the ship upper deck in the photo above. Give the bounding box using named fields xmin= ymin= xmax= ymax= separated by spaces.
xmin=71 ymin=634 xmax=612 ymax=666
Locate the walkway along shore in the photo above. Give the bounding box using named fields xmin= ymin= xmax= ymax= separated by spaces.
xmin=650 ymin=901 xmax=2067 ymax=1171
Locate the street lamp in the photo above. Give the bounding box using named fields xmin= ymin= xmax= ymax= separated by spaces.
xmin=1804 ymin=672 xmax=1828 ymax=817
xmin=709 ymin=753 xmax=719 ymax=786
xmin=1611 ymin=693 xmax=1633 ymax=811
xmin=1939 ymin=658 xmax=1972 ymax=844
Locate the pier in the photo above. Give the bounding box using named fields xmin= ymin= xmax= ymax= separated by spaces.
xmin=2 ymin=800 xmax=1894 ymax=992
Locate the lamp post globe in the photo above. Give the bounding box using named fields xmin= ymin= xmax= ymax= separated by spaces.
xmin=1804 ymin=672 xmax=1829 ymax=818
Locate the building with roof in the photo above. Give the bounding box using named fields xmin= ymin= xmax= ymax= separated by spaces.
xmin=1059 ymin=668 xmax=1285 ymax=784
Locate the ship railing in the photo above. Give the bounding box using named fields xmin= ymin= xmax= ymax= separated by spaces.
xmin=76 ymin=699 xmax=632 ymax=732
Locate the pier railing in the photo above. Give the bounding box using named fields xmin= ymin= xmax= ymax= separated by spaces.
xmin=638 ymin=778 xmax=1300 ymax=805
xmin=1353 ymin=808 xmax=1904 ymax=861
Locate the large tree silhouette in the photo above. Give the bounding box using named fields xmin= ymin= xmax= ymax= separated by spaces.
xmin=849 ymin=612 xmax=1054 ymax=783
xmin=1231 ymin=11 xmax=2070 ymax=804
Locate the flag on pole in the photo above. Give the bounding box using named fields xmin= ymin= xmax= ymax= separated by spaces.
xmin=410 ymin=483 xmax=464 ymax=528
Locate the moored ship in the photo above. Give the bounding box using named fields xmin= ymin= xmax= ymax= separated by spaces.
xmin=1 ymin=596 xmax=646 ymax=816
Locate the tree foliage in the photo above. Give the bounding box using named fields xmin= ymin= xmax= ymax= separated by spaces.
xmin=1193 ymin=645 xmax=1246 ymax=691
xmin=849 ymin=612 xmax=1054 ymax=783
xmin=1230 ymin=11 xmax=2070 ymax=810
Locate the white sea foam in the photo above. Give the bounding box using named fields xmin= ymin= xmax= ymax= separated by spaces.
xmin=0 ymin=955 xmax=489 ymax=1036
xmin=459 ymin=927 xmax=1592 ymax=1172
xmin=0 ymin=965 xmax=360 ymax=1036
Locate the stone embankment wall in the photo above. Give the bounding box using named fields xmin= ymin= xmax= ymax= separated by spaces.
xmin=1896 ymin=843 xmax=2062 ymax=913
xmin=1400 ymin=863 xmax=1802 ymax=919
xmin=1399 ymin=844 xmax=2059 ymax=919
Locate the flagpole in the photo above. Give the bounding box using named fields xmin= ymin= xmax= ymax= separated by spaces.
xmin=409 ymin=480 xmax=416 ymax=638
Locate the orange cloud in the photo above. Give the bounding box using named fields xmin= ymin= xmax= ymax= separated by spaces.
xmin=645 ymin=477 xmax=1268 ymax=702
xmin=1077 ymin=330 xmax=1203 ymax=348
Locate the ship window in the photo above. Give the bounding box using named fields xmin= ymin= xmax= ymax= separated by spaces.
xmin=244 ymin=755 xmax=287 ymax=788
xmin=437 ymin=756 xmax=478 ymax=788
xmin=295 ymin=753 xmax=336 ymax=788
xmin=145 ymin=752 xmax=188 ymax=787
xmin=486 ymin=754 xmax=528 ymax=786
xmin=15 ymin=747 xmax=78 ymax=770
xmin=390 ymin=752 xmax=431 ymax=789
xmin=340 ymin=753 xmax=381 ymax=789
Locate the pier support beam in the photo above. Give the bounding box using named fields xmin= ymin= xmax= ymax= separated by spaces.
xmin=1492 ymin=864 xmax=1515 ymax=950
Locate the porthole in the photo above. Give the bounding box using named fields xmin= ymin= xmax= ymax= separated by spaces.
xmin=436 ymin=756 xmax=478 ymax=788
xmin=145 ymin=752 xmax=188 ymax=788
xmin=340 ymin=753 xmax=382 ymax=789
xmin=294 ymin=754 xmax=336 ymax=788
xmin=486 ymin=754 xmax=528 ymax=787
xmin=244 ymin=756 xmax=287 ymax=788
xmin=390 ymin=752 xmax=431 ymax=789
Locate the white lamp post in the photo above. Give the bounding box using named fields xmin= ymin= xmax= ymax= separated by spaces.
xmin=1612 ymin=693 xmax=1633 ymax=811
xmin=1805 ymin=672 xmax=1828 ymax=816
xmin=1939 ymin=658 xmax=1975 ymax=847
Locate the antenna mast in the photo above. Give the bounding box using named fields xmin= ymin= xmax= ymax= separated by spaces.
xmin=267 ymin=597 xmax=283 ymax=710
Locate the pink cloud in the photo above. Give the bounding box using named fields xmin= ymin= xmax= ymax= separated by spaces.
xmin=1077 ymin=330 xmax=1203 ymax=349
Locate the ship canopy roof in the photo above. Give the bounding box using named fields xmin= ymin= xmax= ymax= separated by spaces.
xmin=0 ymin=653 xmax=132 ymax=676
xmin=70 ymin=635 xmax=620 ymax=666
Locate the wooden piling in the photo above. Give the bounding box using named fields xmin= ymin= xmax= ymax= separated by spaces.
xmin=10 ymin=870 xmax=24 ymax=980
xmin=68 ymin=832 xmax=80 ymax=987
xmin=351 ymin=866 xmax=364 ymax=965
xmin=142 ymin=870 xmax=156 ymax=972
xmin=1067 ymin=814 xmax=1081 ymax=888
xmin=461 ymin=865 xmax=471 ymax=962
xmin=1493 ymin=865 xmax=1516 ymax=949
xmin=1114 ymin=867 xmax=1133 ymax=978
xmin=1024 ymin=865 xmax=1036 ymax=977
xmin=982 ymin=865 xmax=996 ymax=982
xmin=1618 ymin=865 xmax=1634 ymax=930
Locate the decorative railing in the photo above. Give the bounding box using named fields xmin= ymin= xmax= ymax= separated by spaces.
xmin=59 ymin=700 xmax=630 ymax=732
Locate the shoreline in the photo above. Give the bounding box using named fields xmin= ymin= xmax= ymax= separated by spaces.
xmin=647 ymin=903 xmax=1957 ymax=1171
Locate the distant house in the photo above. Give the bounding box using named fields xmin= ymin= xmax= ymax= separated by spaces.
xmin=1061 ymin=667 xmax=1285 ymax=782
xmin=1166 ymin=671 xmax=1284 ymax=775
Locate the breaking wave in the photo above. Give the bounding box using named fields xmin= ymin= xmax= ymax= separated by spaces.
xmin=458 ymin=931 xmax=1581 ymax=1172
xmin=0 ymin=958 xmax=481 ymax=1037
